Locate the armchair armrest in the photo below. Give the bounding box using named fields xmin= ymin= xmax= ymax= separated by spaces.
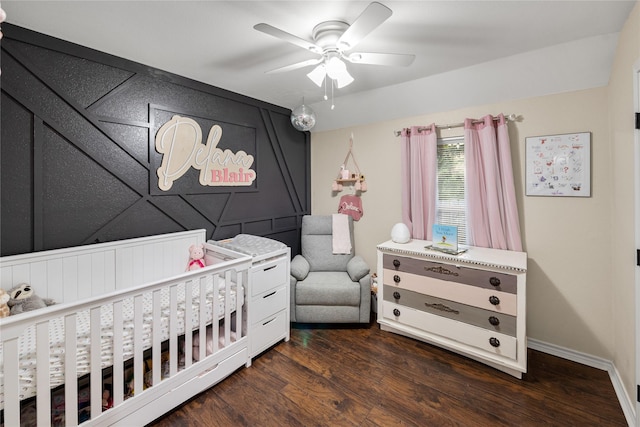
xmin=290 ymin=254 xmax=310 ymax=281
xmin=347 ymin=255 xmax=370 ymax=282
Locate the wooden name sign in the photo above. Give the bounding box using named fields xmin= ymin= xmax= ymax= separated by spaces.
xmin=155 ymin=115 xmax=256 ymax=191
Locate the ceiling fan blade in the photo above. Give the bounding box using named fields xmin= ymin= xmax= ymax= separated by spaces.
xmin=265 ymin=58 xmax=323 ymax=74
xmin=254 ymin=23 xmax=322 ymax=53
xmin=345 ymin=52 xmax=415 ymax=67
xmin=337 ymin=2 xmax=393 ymax=51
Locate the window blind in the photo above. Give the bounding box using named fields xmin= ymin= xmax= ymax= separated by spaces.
xmin=436 ymin=137 xmax=467 ymax=243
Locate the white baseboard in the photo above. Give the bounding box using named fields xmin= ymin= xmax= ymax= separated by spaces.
xmin=528 ymin=338 xmax=636 ymax=427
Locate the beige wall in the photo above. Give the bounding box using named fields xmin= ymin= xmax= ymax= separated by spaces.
xmin=609 ymin=0 xmax=639 ymax=411
xmin=312 ymin=3 xmax=639 ymax=409
xmin=312 ymin=88 xmax=615 ymax=360
xmin=311 ymin=0 xmax=640 ymax=408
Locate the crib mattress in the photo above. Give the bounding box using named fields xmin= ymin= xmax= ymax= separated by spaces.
xmin=0 ymin=280 xmax=243 ymax=407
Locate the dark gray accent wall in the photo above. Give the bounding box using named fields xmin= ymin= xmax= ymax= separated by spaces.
xmin=0 ymin=23 xmax=310 ymax=256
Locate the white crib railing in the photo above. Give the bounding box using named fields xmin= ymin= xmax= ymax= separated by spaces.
xmin=0 ymin=231 xmax=252 ymax=427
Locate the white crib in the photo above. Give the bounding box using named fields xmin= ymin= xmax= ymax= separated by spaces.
xmin=0 ymin=229 xmax=252 ymax=426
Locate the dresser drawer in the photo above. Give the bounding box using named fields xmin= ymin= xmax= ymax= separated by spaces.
xmin=383 ymin=254 xmax=516 ymax=294
xmin=382 ymin=302 xmax=517 ymax=360
xmin=252 ymin=285 xmax=287 ymax=321
xmin=383 ymin=285 xmax=516 ymax=336
xmin=251 ymin=257 xmax=288 ymax=296
xmin=383 ymin=269 xmax=517 ymax=316
xmin=251 ymin=309 xmax=288 ymax=355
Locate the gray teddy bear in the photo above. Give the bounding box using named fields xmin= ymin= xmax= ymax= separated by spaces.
xmin=7 ymin=283 xmax=55 ymax=314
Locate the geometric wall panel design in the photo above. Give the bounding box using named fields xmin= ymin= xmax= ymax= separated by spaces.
xmin=1 ymin=23 xmax=310 ymax=256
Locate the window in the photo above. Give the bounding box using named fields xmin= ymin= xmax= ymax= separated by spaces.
xmin=436 ymin=137 xmax=467 ymax=244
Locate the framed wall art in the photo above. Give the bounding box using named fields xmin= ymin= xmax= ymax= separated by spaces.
xmin=525 ymin=132 xmax=591 ymax=197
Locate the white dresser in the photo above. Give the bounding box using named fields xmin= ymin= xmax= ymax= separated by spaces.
xmin=211 ymin=235 xmax=290 ymax=360
xmin=377 ymin=239 xmax=527 ymax=378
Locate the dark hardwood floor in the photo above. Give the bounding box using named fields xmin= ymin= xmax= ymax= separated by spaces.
xmin=148 ymin=320 xmax=627 ymax=426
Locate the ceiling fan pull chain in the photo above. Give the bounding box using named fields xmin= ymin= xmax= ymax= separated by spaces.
xmin=323 ymin=74 xmax=328 ymax=100
xmin=331 ymin=79 xmax=335 ymax=110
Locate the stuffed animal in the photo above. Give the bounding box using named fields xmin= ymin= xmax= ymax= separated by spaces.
xmin=186 ymin=244 xmax=206 ymax=271
xmin=7 ymin=283 xmax=55 ymax=315
xmin=0 ymin=289 xmax=10 ymax=318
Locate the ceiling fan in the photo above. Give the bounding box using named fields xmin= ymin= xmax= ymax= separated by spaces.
xmin=254 ymin=2 xmax=415 ymax=89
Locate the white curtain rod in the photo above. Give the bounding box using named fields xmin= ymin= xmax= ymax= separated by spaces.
xmin=394 ymin=114 xmax=519 ymax=136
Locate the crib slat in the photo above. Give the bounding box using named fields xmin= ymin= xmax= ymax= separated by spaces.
xmin=90 ymin=306 xmax=102 ymax=419
xmin=36 ymin=320 xmax=52 ymax=427
xmin=3 ymin=337 xmax=20 ymax=427
xmin=226 ymin=270 xmax=234 ymax=347
xmin=152 ymin=289 xmax=162 ymax=386
xmin=169 ymin=284 xmax=178 ymax=377
xmin=64 ymin=313 xmax=79 ymax=426
xmin=112 ymin=299 xmax=124 ymax=407
xmin=236 ymin=269 xmax=244 ymax=339
xmin=184 ymin=280 xmax=193 ymax=369
xmin=212 ymin=273 xmax=220 ymax=353
xmin=133 ymin=294 xmax=144 ymax=395
xmin=198 ymin=278 xmax=207 ymax=362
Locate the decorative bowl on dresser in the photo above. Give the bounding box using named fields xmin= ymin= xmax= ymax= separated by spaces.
xmin=376 ymin=239 xmax=527 ymax=378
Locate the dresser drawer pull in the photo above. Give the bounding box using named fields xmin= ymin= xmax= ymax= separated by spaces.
xmin=263 ymin=265 xmax=277 ymax=271
xmin=425 ymin=302 xmax=459 ymax=315
xmin=424 ymin=265 xmax=459 ymax=277
xmin=489 ymin=277 xmax=501 ymax=286
xmin=393 ymin=308 xmax=401 ymax=317
xmin=489 ymin=295 xmax=500 ymax=306
xmin=393 ymin=259 xmax=401 ymax=268
xmin=488 ymin=316 xmax=500 ymax=326
xmin=263 ymin=317 xmax=276 ymax=326
xmin=393 ymin=291 xmax=401 ymax=300
xmin=263 ymin=291 xmax=276 ymax=299
xmin=489 ymin=337 xmax=501 ymax=348
xmin=393 ymin=275 xmax=401 ymax=284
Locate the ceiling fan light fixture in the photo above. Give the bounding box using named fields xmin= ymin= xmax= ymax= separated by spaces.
xmin=334 ymin=70 xmax=354 ymax=88
xmin=325 ymin=55 xmax=346 ymax=79
xmin=307 ymin=64 xmax=327 ymax=87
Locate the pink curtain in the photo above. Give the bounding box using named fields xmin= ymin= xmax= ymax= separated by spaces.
xmin=400 ymin=125 xmax=437 ymax=240
xmin=464 ymin=114 xmax=522 ymax=251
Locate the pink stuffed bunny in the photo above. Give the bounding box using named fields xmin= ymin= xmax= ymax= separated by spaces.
xmin=186 ymin=244 xmax=206 ymax=271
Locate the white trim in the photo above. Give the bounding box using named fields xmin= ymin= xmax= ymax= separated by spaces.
xmin=528 ymin=338 xmax=635 ymax=426
xmin=633 ymin=57 xmax=640 ymax=427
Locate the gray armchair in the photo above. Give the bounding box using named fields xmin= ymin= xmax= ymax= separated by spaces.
xmin=290 ymin=215 xmax=371 ymax=323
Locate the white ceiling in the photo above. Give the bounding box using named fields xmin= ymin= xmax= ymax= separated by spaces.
xmin=2 ymin=1 xmax=637 ymax=131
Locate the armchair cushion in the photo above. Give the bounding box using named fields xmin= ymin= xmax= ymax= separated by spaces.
xmin=290 ymin=255 xmax=310 ymax=281
xmin=346 ymin=255 xmax=370 ymax=282
xmin=295 ymin=272 xmax=361 ymax=306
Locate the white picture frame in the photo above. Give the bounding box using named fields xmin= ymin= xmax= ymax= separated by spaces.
xmin=525 ymin=132 xmax=591 ymax=197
